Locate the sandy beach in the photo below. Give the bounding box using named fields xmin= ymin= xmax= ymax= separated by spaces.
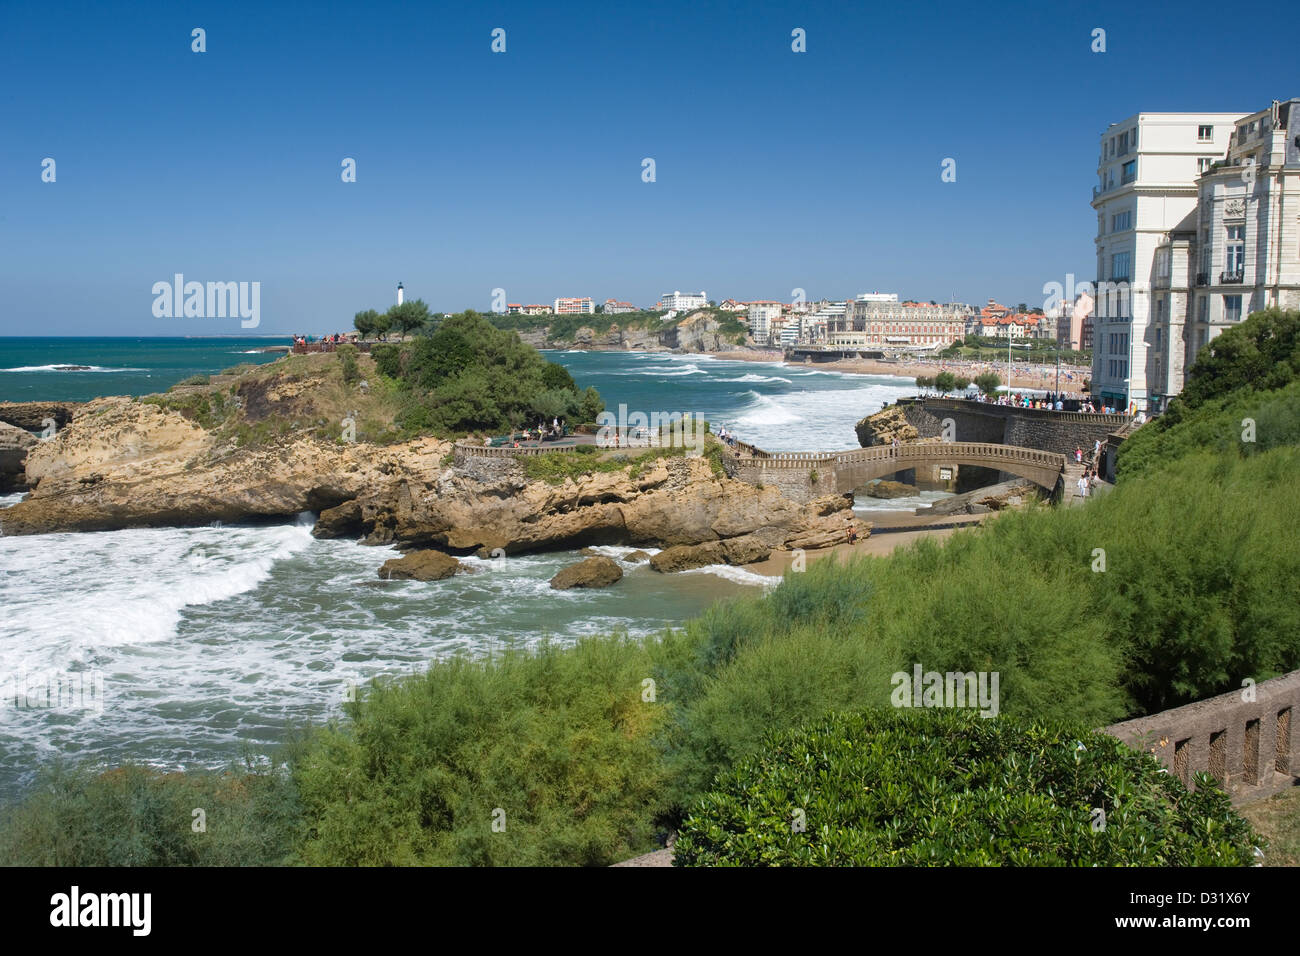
xmin=710 ymin=348 xmax=1089 ymax=393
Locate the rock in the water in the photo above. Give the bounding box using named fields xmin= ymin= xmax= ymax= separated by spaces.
xmin=549 ymin=556 xmax=623 ymax=590
xmin=378 ymin=549 xmax=464 ymax=581
xmin=313 ymin=499 xmax=364 ymax=538
xmin=648 ymin=533 xmax=773 ymax=572
xmin=624 ymin=550 xmax=651 ymax=563
xmin=864 ymin=480 xmax=918 ymax=499
xmin=924 ymin=479 xmax=1037 ymax=516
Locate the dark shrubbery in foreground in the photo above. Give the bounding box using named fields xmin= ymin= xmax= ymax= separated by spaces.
xmin=674 ymin=709 xmax=1261 ymax=866
xmin=0 ymin=762 xmax=300 ymax=866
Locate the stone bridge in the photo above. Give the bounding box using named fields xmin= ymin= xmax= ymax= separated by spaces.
xmin=726 ymin=441 xmax=1067 ymax=502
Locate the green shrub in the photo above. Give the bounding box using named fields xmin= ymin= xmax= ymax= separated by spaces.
xmin=674 ymin=709 xmax=1262 ymax=866
xmin=337 ymin=344 xmax=360 ymax=386
xmin=293 ymin=638 xmax=665 ymax=866
xmin=0 ymin=761 xmax=300 ymax=866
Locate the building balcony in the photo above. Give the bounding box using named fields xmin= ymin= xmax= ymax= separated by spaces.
xmin=1219 ymin=270 xmax=1244 ymax=285
xmin=1195 ymin=272 xmax=1210 ymax=287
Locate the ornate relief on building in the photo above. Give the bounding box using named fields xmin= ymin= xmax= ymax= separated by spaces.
xmin=1224 ymin=199 xmax=1246 ymax=218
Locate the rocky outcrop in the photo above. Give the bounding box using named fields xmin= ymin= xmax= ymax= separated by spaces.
xmin=855 ymin=403 xmax=942 ymax=448
xmin=0 ymin=395 xmax=451 ymax=534
xmin=0 ymin=422 xmax=38 ymax=493
xmin=515 ymin=311 xmax=738 ymax=353
xmin=549 ymin=556 xmax=623 ymax=590
xmin=378 ymin=550 xmax=465 ymax=581
xmin=0 ymin=381 xmax=859 ymax=566
xmin=923 ymin=479 xmax=1038 ymax=516
xmin=0 ymin=401 xmax=83 ymax=431
xmin=341 ymin=452 xmax=859 ymax=560
xmin=864 ymin=480 xmax=918 ymax=498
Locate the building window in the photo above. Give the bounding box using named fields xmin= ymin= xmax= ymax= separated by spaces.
xmin=1155 ymin=248 xmax=1170 ymax=279
xmin=1112 ymin=210 xmax=1132 ymax=232
xmin=1111 ymin=252 xmax=1131 ymax=281
xmin=1225 ymin=224 xmax=1245 ymax=275
xmin=1198 ymin=124 xmax=1213 ymax=142
xmin=1121 ymin=160 xmax=1136 ymax=184
xmin=1198 ymin=157 xmax=1213 ymax=173
xmin=1224 ymin=295 xmax=1242 ymax=323
xmin=1197 ymin=297 xmax=1208 ymax=325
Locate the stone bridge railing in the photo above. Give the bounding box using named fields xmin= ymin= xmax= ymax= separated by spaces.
xmin=1105 ymin=670 xmax=1300 ymax=804
xmin=906 ymin=397 xmax=1133 ymax=428
xmin=728 ymin=441 xmax=1065 ymax=473
xmin=453 ymin=440 xmax=569 ymax=459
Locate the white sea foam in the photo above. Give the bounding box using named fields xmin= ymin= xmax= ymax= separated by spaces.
xmin=1 ymin=365 xmax=146 ymax=373
xmin=718 ymin=373 xmax=792 ymax=384
xmin=680 ymin=564 xmax=778 ymax=589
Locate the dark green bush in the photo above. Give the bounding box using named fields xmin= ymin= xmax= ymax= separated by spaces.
xmin=674 ymin=709 xmax=1262 ymax=866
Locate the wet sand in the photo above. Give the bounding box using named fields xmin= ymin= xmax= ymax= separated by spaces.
xmin=745 ymin=511 xmax=987 ymax=577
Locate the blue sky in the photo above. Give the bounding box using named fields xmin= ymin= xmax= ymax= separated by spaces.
xmin=1 ymin=0 xmax=1296 ymax=335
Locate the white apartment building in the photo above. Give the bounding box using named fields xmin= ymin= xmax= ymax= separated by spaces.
xmin=1147 ymin=99 xmax=1300 ymax=408
xmin=661 ymin=290 xmax=707 ymax=312
xmin=747 ymin=301 xmax=782 ymax=342
xmin=1091 ymin=110 xmax=1245 ymax=412
xmin=554 ymin=297 xmax=595 ymax=315
xmin=603 ymin=299 xmax=638 ymax=314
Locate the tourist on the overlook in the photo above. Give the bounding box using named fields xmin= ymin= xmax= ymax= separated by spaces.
xmin=1093 ymin=439 xmax=1101 ymax=461
xmin=1077 ymin=474 xmax=1089 ymax=498
xmin=1075 ymin=446 xmax=1083 ymax=464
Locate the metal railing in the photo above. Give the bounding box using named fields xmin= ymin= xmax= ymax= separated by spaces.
xmin=1220 ymin=270 xmax=1244 ymax=284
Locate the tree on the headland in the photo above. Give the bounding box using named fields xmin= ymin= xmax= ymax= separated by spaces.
xmin=387 ymin=299 xmax=433 ymax=339
xmin=953 ymin=375 xmax=971 ymax=392
xmin=974 ymin=371 xmax=1002 ymax=396
xmin=915 ymin=375 xmax=933 ymax=391
xmin=371 ymin=311 xmax=392 ymax=341
xmin=934 ymin=371 xmax=956 ymax=395
xmin=353 ymin=309 xmax=381 ymax=339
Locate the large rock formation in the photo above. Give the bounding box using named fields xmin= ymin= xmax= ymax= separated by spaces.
xmin=855 ymin=403 xmax=943 ymax=448
xmin=323 ymin=452 xmax=859 ymax=564
xmin=0 ymin=421 xmax=38 ymax=493
xmin=549 ymin=556 xmax=623 ymax=590
xmin=0 ymin=395 xmax=451 ymax=534
xmin=0 ymin=401 xmax=83 ymax=431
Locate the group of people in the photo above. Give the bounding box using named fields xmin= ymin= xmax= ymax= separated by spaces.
xmin=292 ymin=332 xmax=357 ymax=350
xmin=717 ymin=425 xmax=740 ymax=447
xmin=511 ymin=418 xmax=566 ymax=446
xmin=1074 ymin=439 xmax=1105 ymax=498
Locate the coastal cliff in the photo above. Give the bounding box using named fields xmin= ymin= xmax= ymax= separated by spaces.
xmin=0 ymin=354 xmax=860 ymax=566
xmin=514 ymin=310 xmax=743 ymax=352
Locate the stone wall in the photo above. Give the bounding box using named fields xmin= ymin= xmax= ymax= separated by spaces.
xmin=1105 ymin=669 xmax=1300 ymax=804
xmin=909 ymin=399 xmax=1133 ymax=458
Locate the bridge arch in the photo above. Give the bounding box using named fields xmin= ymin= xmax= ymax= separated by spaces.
xmin=830 ymin=443 xmax=1065 ymax=494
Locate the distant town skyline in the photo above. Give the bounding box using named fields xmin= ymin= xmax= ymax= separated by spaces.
xmin=2 ymin=0 xmax=1297 ymax=336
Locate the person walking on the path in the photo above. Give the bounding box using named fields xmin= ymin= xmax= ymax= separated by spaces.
xmin=1077 ymin=474 xmax=1089 ymax=499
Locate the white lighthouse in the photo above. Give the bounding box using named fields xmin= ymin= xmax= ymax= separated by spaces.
xmin=396 ymin=282 xmax=404 ymax=306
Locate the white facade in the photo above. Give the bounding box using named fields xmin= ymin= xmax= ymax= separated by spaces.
xmin=1090 ymin=110 xmax=1246 ymax=412
xmin=747 ymin=302 xmax=781 ymax=342
xmin=661 ymin=290 xmax=707 ymax=312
